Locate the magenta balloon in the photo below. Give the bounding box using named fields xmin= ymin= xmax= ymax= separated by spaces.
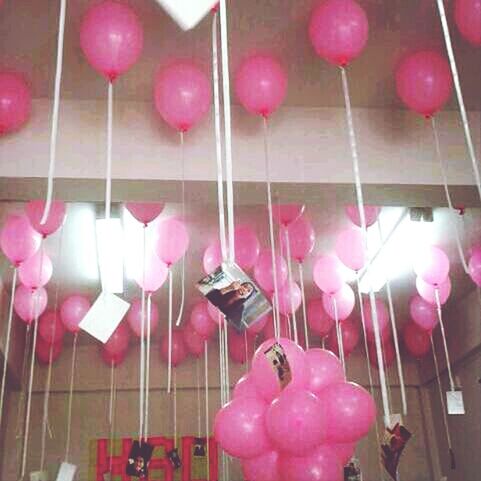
xmin=363 ymin=296 xmax=390 ymax=336
xmin=307 ymin=298 xmax=334 ymax=336
xmin=235 ymin=55 xmax=287 ymax=118
xmin=368 ymin=338 xmax=395 ymax=370
xmin=18 ymin=250 xmax=53 ymax=290
xmin=320 ymin=381 xmax=376 ymax=443
xmin=251 ymin=337 xmax=307 ymax=403
xmin=325 ymin=319 xmax=360 ymax=358
xmin=207 ymin=301 xmax=223 ymax=325
xmin=266 ymin=389 xmax=327 ymax=455
xmin=182 ymin=323 xmax=206 ymax=358
xmin=101 ymin=345 xmax=127 ymax=367
xmin=14 ymin=285 xmax=48 ymax=324
xmin=104 ymin=322 xmax=131 ymax=355
xmin=414 ymin=245 xmax=450 ymax=286
xmin=134 ymin=254 xmax=168 ymax=293
xmin=279 ymin=216 xmax=316 ymax=263
xmin=469 ymin=250 xmax=481 ymax=286
xmin=262 ymin=314 xmax=290 ymax=340
xmin=0 ymin=214 xmax=41 ymax=266
xmin=0 ymin=72 xmax=31 ymax=134
xmin=80 ymin=1 xmax=143 ymax=82
xmin=313 ymin=255 xmax=345 ymax=295
xmin=38 ymin=310 xmax=65 ymax=345
xmin=306 ymin=348 xmax=345 ymax=395
xmin=36 ymin=338 xmax=63 ymax=365
xmin=248 ymin=311 xmax=270 ymax=335
xmin=322 ymin=284 xmax=355 ymax=321
xmin=156 ymin=217 xmax=189 ymax=266
xmin=454 ymin=0 xmax=481 ymax=46
xmin=276 ymin=281 xmax=302 ymax=316
xmin=190 ymin=301 xmax=217 ymax=339
xmin=331 ymin=443 xmax=356 ymax=466
xmin=233 ymin=374 xmax=259 ymax=399
xmin=125 ymin=202 xmax=164 ymax=225
xmin=26 ymin=200 xmax=66 ymax=237
xmin=242 ymin=450 xmax=280 ymax=481
xmin=160 ymin=329 xmax=188 ymax=367
xmin=416 ymin=276 xmax=451 ymax=306
xmin=272 ymin=204 xmax=305 ymax=226
xmin=154 ymin=62 xmax=211 ymax=132
xmin=60 ymin=294 xmax=91 ymax=333
xmin=280 ymin=445 xmax=343 ymax=481
xmin=335 ymin=228 xmax=366 ymax=271
xmin=126 ymin=297 xmax=159 ymax=337
xmin=396 ymin=50 xmax=452 ymax=117
xmin=403 ymin=322 xmax=431 ymax=358
xmin=254 ymin=250 xmax=288 ymax=294
xmin=309 ymin=0 xmax=368 ymax=67
xmin=214 ymin=396 xmax=271 ymax=459
xmin=228 ymin=328 xmax=255 ymax=364
xmin=345 ymin=205 xmax=380 ymax=228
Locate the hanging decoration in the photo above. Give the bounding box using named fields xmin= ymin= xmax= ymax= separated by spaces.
xmin=0 ymin=71 xmax=31 ymax=135
xmin=454 ymin=0 xmax=481 ymax=46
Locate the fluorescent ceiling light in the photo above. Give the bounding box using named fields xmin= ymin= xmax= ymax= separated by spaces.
xmin=155 ymin=0 xmax=219 ymax=30
xmin=96 ymin=218 xmax=124 ymax=294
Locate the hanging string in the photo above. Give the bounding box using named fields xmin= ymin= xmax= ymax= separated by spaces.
xmin=144 ymin=293 xmax=152 ymax=439
xmin=64 ymin=332 xmax=78 ymax=462
xmin=298 ymin=263 xmax=309 ymax=349
xmin=244 ymin=332 xmax=249 ymax=372
xmin=108 ymin=363 xmax=117 ymax=475
xmin=204 ymin=341 xmax=210 ymax=481
xmin=173 ymin=369 xmax=177 ymax=449
xmin=223 ymin=318 xmax=230 ymax=404
xmin=167 ymin=270 xmax=173 ymax=394
xmin=218 ymin=321 xmax=226 ymax=407
xmin=139 ymin=226 xmax=146 ymax=441
xmin=40 ymin=0 xmax=67 ymax=224
xmin=435 ymin=0 xmax=481 ymax=202
xmin=196 ymin=357 xmax=202 ymax=438
xmin=105 ymin=81 xmax=113 ymax=219
xmin=16 ymin=326 xmax=31 ymax=442
xmin=109 ymin=361 xmax=115 ymax=426
xmin=431 ymin=117 xmax=469 ymax=274
xmin=284 ymin=229 xmax=299 ymax=344
xmin=333 ymin=297 xmax=345 ymax=374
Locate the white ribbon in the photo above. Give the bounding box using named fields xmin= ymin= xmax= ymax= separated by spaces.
xmin=175 ymin=134 xmax=186 ymax=327
xmin=298 ymin=263 xmax=309 ymax=349
xmin=139 ymin=226 xmax=146 ymax=440
xmin=173 ymin=369 xmax=177 ymax=448
xmin=167 ymin=270 xmax=173 ymax=394
xmin=144 ymin=293 xmax=152 ymax=438
xmin=109 ymin=361 xmax=114 ymax=426
xmin=333 ymin=297 xmax=345 ymax=374
xmin=284 ymin=229 xmax=299 ymax=344
xmin=204 ymin=341 xmax=210 ymax=481
xmin=196 ymin=357 xmax=202 ymax=438
xmin=65 ymin=332 xmax=78 ymax=462
xmin=108 ymin=363 xmax=117 ymax=475
xmin=105 ymin=82 xmax=113 ymax=220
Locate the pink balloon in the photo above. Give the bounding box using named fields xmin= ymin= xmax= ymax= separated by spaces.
xmin=190 ymin=301 xmax=217 ymax=339
xmin=368 ymin=338 xmax=395 ymax=370
xmin=60 ymin=294 xmax=91 ymax=333
xmin=36 ymin=338 xmax=63 ymax=365
xmin=228 ymin=328 xmax=256 ymax=364
xmin=214 ymin=396 xmax=270 ymax=459
xmin=344 ymin=205 xmax=380 ymax=228
xmin=326 ymin=319 xmax=360 ymax=358
xmin=156 ymin=217 xmax=189 ymax=266
xmin=262 ymin=314 xmax=290 ymax=340
xmin=272 ymin=204 xmax=305 ymax=226
xmin=38 ymin=310 xmax=65 ymax=345
xmin=454 ymin=0 xmax=481 ymax=46
xmin=242 ymin=450 xmax=280 ymax=481
xmin=414 ymin=245 xmax=450 ymax=286
xmin=279 ymin=216 xmax=316 ymax=263
xmin=468 ymin=250 xmax=481 ymax=286
xmin=313 ymin=255 xmax=345 ymax=295
xmin=320 ymin=381 xmax=376 ymax=443
xmin=233 ymin=374 xmax=258 ymax=399
xmin=235 ymin=55 xmax=287 ymax=118
xmin=322 ymin=284 xmax=355 ymax=321
xmin=416 ymin=276 xmax=451 ymax=306
xmin=396 ymin=50 xmax=452 ymax=117
xmin=254 ymin=250 xmax=288 ymax=294
xmin=247 ymin=312 xmax=269 ymax=335
xmin=14 ymin=285 xmax=48 ymax=324
xmin=307 ymin=298 xmax=334 ymax=336
xmin=403 ymin=322 xmax=431 ymax=359
xmin=104 ymin=322 xmax=131 ymax=355
xmin=280 ymin=445 xmax=342 ymax=481
xmin=154 ymin=62 xmax=211 ymax=132
xmin=306 ymin=348 xmax=345 ymax=395
xmin=266 ymin=389 xmax=327 ymax=455
xmin=362 ymin=296 xmax=390 ymax=339
xmin=126 ymin=297 xmax=159 ymax=337
xmin=335 ymin=228 xmax=366 ymax=271
xmin=160 ymin=329 xmax=187 ymax=367
xmin=202 ymin=242 xmax=222 ymax=276
xmin=80 ymin=1 xmax=143 ymax=82
xmin=207 ymin=301 xmax=223 ymax=325
xmin=0 ymin=72 xmax=31 ymax=134
xmin=276 ymin=281 xmax=302 ymax=316
xmin=26 ymin=200 xmax=66 ymax=237
xmin=182 ymin=324 xmax=206 ymax=358
xmin=101 ymin=346 xmax=127 ymax=367
xmin=18 ymin=250 xmax=53 ymax=289
xmin=134 ymin=254 xmax=168 ymax=293
xmin=309 ymin=0 xmax=368 ymax=67
xmin=251 ymin=337 xmax=307 ymax=403
xmin=125 ymin=202 xmax=164 ymax=225
xmin=0 ymin=214 xmax=41 ymax=266
xmin=411 ymin=293 xmax=438 ymax=332
xmin=331 ymin=443 xmax=356 ymax=466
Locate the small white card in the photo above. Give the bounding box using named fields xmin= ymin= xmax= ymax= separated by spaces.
xmin=388 ymin=413 xmax=403 ymax=428
xmin=446 ymin=390 xmax=465 ymax=415
xmin=103 ymin=474 xmax=112 ymax=481
xmin=55 ymin=462 xmax=77 ymax=481
xmin=79 ymin=292 xmax=130 ymax=343
xmin=155 ymin=0 xmax=218 ymax=30
xmin=30 ymin=471 xmax=48 ymax=481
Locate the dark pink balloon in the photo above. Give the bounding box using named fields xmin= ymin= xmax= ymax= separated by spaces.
xmin=18 ymin=250 xmax=53 ymax=289
xmin=126 ymin=297 xmax=159 ymax=337
xmin=190 ymin=301 xmax=217 ymax=340
xmin=0 ymin=214 xmax=41 ymax=266
xmin=469 ymin=250 xmax=481 ymax=286
xmin=335 ymin=228 xmax=366 ymax=271
xmin=156 ymin=217 xmax=189 ymax=266
xmin=242 ymin=450 xmax=280 ymax=481
xmin=331 ymin=442 xmax=356 ymax=466
xmin=307 ymin=298 xmax=334 ymax=336
xmin=101 ymin=346 xmax=127 ymax=367
xmin=416 ymin=276 xmax=451 ymax=305
xmin=322 ymin=284 xmax=355 ymax=321
xmin=306 ymin=348 xmax=345 ymax=395
xmin=207 ymin=301 xmax=223 ymax=325
xmin=454 ymin=0 xmax=481 ymax=46
xmin=313 ymin=255 xmax=345 ymax=295
xmin=104 ymin=322 xmax=131 ymax=355
xmin=228 ymin=328 xmax=256 ymax=364
xmin=325 ymin=319 xmax=360 ymax=358
xmin=272 ymin=204 xmax=305 ymax=226
xmin=279 ymin=216 xmax=316 ymax=263
xmin=60 ymin=294 xmax=91 ymax=333
xmin=125 ymin=202 xmax=164 ymax=225
xmin=403 ymin=322 xmax=431 ymax=359
xmin=182 ymin=324 xmax=206 ymax=358
xmin=276 ymin=281 xmax=302 ymax=316
xmin=26 ymin=200 xmax=66 ymax=237
xmin=345 ymin=205 xmax=380 ymax=228
xmin=409 ymin=295 xmax=438 ymax=331
xmin=233 ymin=374 xmax=258 ymax=399
xmin=14 ymin=285 xmax=48 ymax=324
xmin=254 ymin=250 xmax=288 ymax=294
xmin=0 ymin=72 xmax=31 ymax=134
xmin=38 ymin=310 xmax=65 ymax=345
xmin=160 ymin=329 xmax=188 ymax=367
xmin=36 ymin=337 xmax=63 ymax=365
xmin=235 ymin=55 xmax=287 ymax=118
xmin=262 ymin=314 xmax=290 ymax=340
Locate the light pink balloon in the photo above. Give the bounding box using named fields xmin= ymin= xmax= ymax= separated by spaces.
xmin=154 ymin=62 xmax=211 ymax=132
xmin=38 ymin=310 xmax=65 ymax=345
xmin=247 ymin=311 xmax=269 ymax=335
xmin=101 ymin=346 xmax=127 ymax=367
xmin=254 ymin=250 xmax=288 ymax=294
xmin=182 ymin=323 xmax=206 ymax=358
xmin=235 ymin=55 xmax=287 ymax=118
xmin=190 ymin=301 xmax=217 ymax=339
xmin=403 ymin=322 xmax=431 ymax=359
xmin=0 ymin=72 xmax=31 ymax=134
xmin=326 ymin=319 xmax=360 ymax=358
xmin=80 ymin=1 xmax=143 ymax=82
xmin=242 ymin=450 xmax=280 ymax=481
xmin=455 ymin=0 xmax=481 ymax=46
xmin=396 ymin=50 xmax=452 ymax=117
xmin=233 ymin=374 xmax=259 ymax=399
xmin=262 ymin=314 xmax=290 ymax=340
xmin=26 ymin=200 xmax=66 ymax=237
xmin=251 ymin=337 xmax=307 ymax=403
xmin=272 ymin=204 xmax=305 ymax=226
xmin=322 ymin=284 xmax=355 ymax=321
xmin=307 ymin=298 xmax=334 ymax=336
xmin=160 ymin=329 xmax=187 ymax=367
xmin=363 ymin=296 xmax=390 ymax=337
xmin=468 ymin=250 xmax=481 ymax=286
xmin=134 ymin=254 xmax=168 ymax=293
xmin=276 ymin=281 xmax=302 ymax=316
xmin=344 ymin=205 xmax=380 ymax=228
xmin=18 ymin=250 xmax=53 ymax=290
xmin=0 ymin=214 xmax=41 ymax=266
xmin=207 ymin=301 xmax=223 ymax=325
xmin=313 ymin=255 xmax=345 ymax=295
xmin=125 ymin=202 xmax=164 ymax=225
xmin=416 ymin=276 xmax=451 ymax=306
xmin=60 ymin=295 xmax=91 ymax=333
xmin=14 ymin=285 xmax=48 ymax=324
xmin=306 ymin=348 xmax=345 ymax=395
xmin=156 ymin=217 xmax=189 ymax=266
xmin=203 ymin=242 xmax=221 ymax=275
xmin=331 ymin=443 xmax=356 ymax=466
xmin=36 ymin=338 xmax=63 ymax=365
xmin=414 ymin=245 xmax=450 ymax=286
xmin=104 ymin=322 xmax=131 ymax=355
xmin=279 ymin=216 xmax=316 ymax=263
xmin=309 ymin=0 xmax=369 ymax=67
xmin=228 ymin=328 xmax=256 ymax=364
xmin=126 ymin=297 xmax=159 ymax=337
xmin=335 ymin=228 xmax=366 ymax=271
xmin=409 ymin=295 xmax=438 ymax=332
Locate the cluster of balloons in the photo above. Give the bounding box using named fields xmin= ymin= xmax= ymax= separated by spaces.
xmin=215 ymin=338 xmax=376 ymax=481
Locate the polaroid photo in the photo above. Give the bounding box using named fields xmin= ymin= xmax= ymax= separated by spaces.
xmin=381 ymin=422 xmax=412 ymax=480
xmin=167 ymin=448 xmax=182 ymax=469
xmin=263 ymin=342 xmax=292 ymax=389
xmin=344 ymin=457 xmax=362 ymax=481
xmin=193 ymin=437 xmax=206 ymax=457
xmin=30 ymin=471 xmax=48 ymax=481
xmin=55 ymin=462 xmax=77 ymax=481
xmin=126 ymin=440 xmax=154 ymax=478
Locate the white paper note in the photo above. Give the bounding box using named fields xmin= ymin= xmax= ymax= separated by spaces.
xmin=30 ymin=471 xmax=48 ymax=481
xmin=446 ymin=390 xmax=465 ymax=415
xmin=388 ymin=413 xmax=402 ymax=428
xmin=55 ymin=462 xmax=77 ymax=481
xmin=155 ymin=0 xmax=218 ymax=30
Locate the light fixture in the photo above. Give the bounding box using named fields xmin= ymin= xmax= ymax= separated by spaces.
xmin=155 ymin=0 xmax=219 ymax=30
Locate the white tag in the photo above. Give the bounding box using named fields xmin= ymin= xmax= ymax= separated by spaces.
xmin=55 ymin=462 xmax=77 ymax=481
xmin=103 ymin=474 xmax=112 ymax=481
xmin=30 ymin=471 xmax=48 ymax=481
xmin=446 ymin=390 xmax=465 ymax=415
xmin=155 ymin=0 xmax=218 ymax=30
xmin=79 ymin=292 xmax=130 ymax=343
xmin=388 ymin=413 xmax=402 ymax=428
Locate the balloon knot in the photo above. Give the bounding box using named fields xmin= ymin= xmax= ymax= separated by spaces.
xmin=211 ymin=3 xmax=219 ymax=13
xmin=454 ymin=205 xmax=465 ymax=216
xmin=107 ymin=72 xmax=118 ymax=83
